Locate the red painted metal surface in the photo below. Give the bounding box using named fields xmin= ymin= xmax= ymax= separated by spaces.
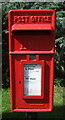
xmin=8 ymin=9 xmax=56 ymax=112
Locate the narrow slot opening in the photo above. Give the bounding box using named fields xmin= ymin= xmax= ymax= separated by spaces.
xmin=12 ymin=30 xmax=51 ymax=35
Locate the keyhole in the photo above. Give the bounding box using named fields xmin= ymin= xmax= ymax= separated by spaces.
xmin=19 ymin=81 xmax=22 ymax=84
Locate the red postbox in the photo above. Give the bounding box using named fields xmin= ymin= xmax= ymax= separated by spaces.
xmin=8 ymin=9 xmax=56 ymax=112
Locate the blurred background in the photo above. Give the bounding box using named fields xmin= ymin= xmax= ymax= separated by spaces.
xmin=2 ymin=2 xmax=65 ymax=88
xmin=2 ymin=2 xmax=65 ymax=119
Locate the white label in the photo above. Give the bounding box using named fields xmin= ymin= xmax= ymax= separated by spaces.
xmin=24 ymin=64 xmax=41 ymax=96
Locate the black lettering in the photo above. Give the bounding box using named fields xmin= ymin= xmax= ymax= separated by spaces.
xmin=30 ymin=78 xmax=36 ymax=80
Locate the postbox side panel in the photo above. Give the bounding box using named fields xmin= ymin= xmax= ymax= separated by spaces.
xmin=10 ymin=54 xmax=54 ymax=111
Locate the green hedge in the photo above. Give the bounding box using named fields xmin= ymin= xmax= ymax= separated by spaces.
xmin=2 ymin=2 xmax=65 ymax=87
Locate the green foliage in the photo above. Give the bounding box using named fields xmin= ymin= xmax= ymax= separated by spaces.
xmin=55 ymin=10 xmax=65 ymax=84
xmin=54 ymin=78 xmax=65 ymax=87
xmin=2 ymin=88 xmax=10 ymax=112
xmin=2 ymin=2 xmax=65 ymax=88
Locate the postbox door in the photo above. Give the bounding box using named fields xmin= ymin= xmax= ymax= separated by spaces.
xmin=9 ymin=54 xmax=54 ymax=110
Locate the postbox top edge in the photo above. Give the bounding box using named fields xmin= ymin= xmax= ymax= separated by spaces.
xmin=8 ymin=9 xmax=55 ymax=13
